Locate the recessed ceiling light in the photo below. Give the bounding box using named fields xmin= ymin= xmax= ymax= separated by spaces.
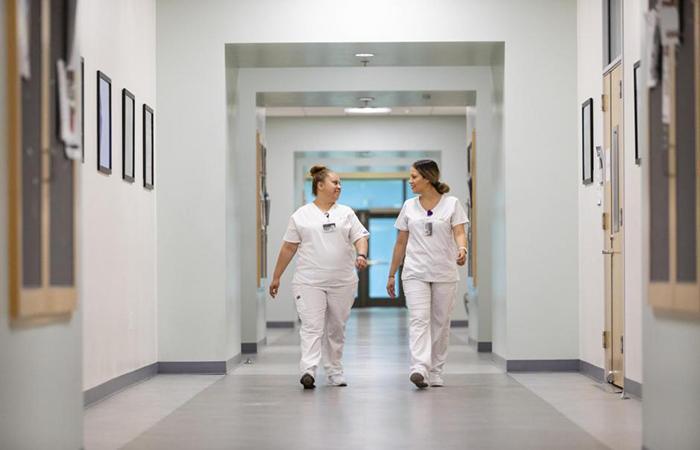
xmin=355 ymin=53 xmax=375 ymax=58
xmin=344 ymin=107 xmax=392 ymax=114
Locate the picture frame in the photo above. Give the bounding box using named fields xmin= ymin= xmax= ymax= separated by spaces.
xmin=81 ymin=57 xmax=85 ymax=163
xmin=581 ymin=98 xmax=594 ymax=184
xmin=143 ymin=104 xmax=154 ymax=189
xmin=122 ymin=89 xmax=135 ymax=182
xmin=633 ymin=60 xmax=642 ymax=165
xmin=97 ymin=71 xmax=112 ymax=174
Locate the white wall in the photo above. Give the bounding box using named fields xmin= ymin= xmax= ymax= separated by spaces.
xmin=265 ymin=116 xmax=469 ymax=323
xmin=0 ymin=2 xmax=83 ymax=448
xmin=156 ymin=0 xmax=578 ymax=362
xmin=576 ymin=0 xmax=643 ymax=383
xmin=232 ymin=66 xmax=496 ymax=348
xmin=79 ymin=0 xmax=158 ymax=389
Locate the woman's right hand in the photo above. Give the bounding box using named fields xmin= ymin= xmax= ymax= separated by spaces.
xmin=269 ymin=278 xmax=281 ymax=298
xmin=386 ymin=275 xmax=396 ymax=298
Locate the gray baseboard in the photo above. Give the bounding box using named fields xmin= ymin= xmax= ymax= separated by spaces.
xmin=84 ymin=362 xmax=158 ymax=407
xmin=624 ymin=377 xmax=642 ymax=399
xmin=507 ymin=359 xmax=579 ymax=372
xmin=158 ymin=361 xmax=228 ymax=375
xmin=477 ymin=342 xmax=492 ymax=353
xmin=579 ymin=360 xmax=605 ymax=382
xmin=241 ymin=337 xmax=267 ymax=354
xmin=267 ymin=321 xmax=295 ymax=328
xmin=450 ymin=320 xmax=468 ymax=328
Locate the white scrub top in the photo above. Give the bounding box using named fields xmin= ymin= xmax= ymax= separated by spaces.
xmin=395 ymin=195 xmax=468 ymax=282
xmin=283 ymin=202 xmax=369 ymax=287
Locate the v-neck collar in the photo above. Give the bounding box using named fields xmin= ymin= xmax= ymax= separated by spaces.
xmin=417 ymin=194 xmax=444 ymax=214
xmin=311 ymin=201 xmax=337 ymax=216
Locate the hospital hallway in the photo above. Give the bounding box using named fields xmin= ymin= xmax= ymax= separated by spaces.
xmin=85 ymin=308 xmax=640 ymax=450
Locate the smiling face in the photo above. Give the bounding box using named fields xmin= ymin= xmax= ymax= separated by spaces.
xmin=408 ymin=167 xmax=431 ymax=194
xmin=316 ymin=171 xmax=341 ymax=202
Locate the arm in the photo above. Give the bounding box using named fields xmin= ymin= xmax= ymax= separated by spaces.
xmin=269 ymin=241 xmax=299 ymax=298
xmin=353 ymin=237 xmax=369 ymax=270
xmin=453 ymin=224 xmax=467 ymax=266
xmin=386 ymin=230 xmax=409 ymax=298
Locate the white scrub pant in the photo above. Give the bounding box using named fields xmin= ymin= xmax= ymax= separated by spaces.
xmin=292 ymin=283 xmax=357 ymax=377
xmin=403 ymin=279 xmax=457 ymax=378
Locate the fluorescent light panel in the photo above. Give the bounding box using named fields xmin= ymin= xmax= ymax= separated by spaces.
xmin=344 ymin=107 xmax=392 ymax=114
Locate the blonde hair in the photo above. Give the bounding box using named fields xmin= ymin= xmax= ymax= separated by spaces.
xmin=413 ymin=159 xmax=450 ymax=194
xmin=309 ymin=165 xmax=332 ymax=196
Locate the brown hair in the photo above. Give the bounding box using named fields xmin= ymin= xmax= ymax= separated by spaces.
xmin=310 ymin=165 xmax=332 ymax=196
xmin=413 ymin=159 xmax=450 ymax=194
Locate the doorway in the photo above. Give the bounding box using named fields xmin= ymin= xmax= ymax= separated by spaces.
xmin=602 ymin=63 xmax=625 ymax=388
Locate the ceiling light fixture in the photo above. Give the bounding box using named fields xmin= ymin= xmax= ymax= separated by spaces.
xmin=354 ymin=53 xmax=375 ymax=58
xmin=344 ymin=96 xmax=392 ymax=115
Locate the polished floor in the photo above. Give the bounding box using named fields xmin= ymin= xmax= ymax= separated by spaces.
xmin=85 ymin=309 xmax=641 ymax=450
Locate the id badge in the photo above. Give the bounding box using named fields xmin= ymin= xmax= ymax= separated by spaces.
xmin=424 ymin=221 xmax=433 ymax=236
xmin=323 ymin=223 xmax=337 ymax=233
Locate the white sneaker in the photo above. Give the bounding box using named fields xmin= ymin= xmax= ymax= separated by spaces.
xmin=429 ymin=374 xmax=444 ymax=387
xmin=327 ymin=374 xmax=347 ymax=387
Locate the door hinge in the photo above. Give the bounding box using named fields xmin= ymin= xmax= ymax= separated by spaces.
xmin=619 ymin=80 xmax=623 ymax=99
xmin=601 ymin=94 xmax=606 ymax=112
xmin=620 ymin=335 xmax=624 ymax=354
xmin=602 ymin=331 xmax=608 ymax=349
xmin=602 ymin=212 xmax=608 ymax=230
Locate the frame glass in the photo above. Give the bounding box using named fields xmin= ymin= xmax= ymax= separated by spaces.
xmin=581 ymin=98 xmax=594 ymax=184
xmin=97 ymin=71 xmax=112 ymax=174
xmin=122 ymin=89 xmax=135 ymax=182
xmin=143 ymin=104 xmax=154 ymax=189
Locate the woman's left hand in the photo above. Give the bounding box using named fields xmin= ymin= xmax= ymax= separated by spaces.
xmin=355 ymin=255 xmax=368 ymax=271
xmin=456 ymin=248 xmax=467 ymax=266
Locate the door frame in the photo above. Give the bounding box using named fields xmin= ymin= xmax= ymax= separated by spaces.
xmin=354 ymin=209 xmax=406 ymax=308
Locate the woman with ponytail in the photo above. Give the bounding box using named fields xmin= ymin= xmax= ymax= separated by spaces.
xmin=270 ymin=165 xmax=369 ymax=389
xmin=386 ymin=159 xmax=468 ymax=388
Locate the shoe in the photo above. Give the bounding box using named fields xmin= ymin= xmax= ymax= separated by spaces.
xmin=410 ymin=372 xmax=429 ymax=389
xmin=300 ymin=373 xmax=315 ymax=389
xmin=327 ymin=374 xmax=348 ymax=387
xmin=429 ymin=374 xmax=444 ymax=387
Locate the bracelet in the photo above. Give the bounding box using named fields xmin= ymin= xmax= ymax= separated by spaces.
xmin=356 ymin=254 xmax=367 ymax=259
xmin=388 ymin=274 xmax=395 ymax=278
xmin=458 ymin=247 xmax=468 ymax=252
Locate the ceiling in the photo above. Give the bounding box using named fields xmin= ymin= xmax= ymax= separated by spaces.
xmin=225 ymin=42 xmax=504 ymax=68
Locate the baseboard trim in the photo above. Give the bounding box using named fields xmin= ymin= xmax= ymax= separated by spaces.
xmin=241 ymin=337 xmax=267 ymax=355
xmin=158 ymin=361 xmax=227 ymax=375
xmin=450 ymin=320 xmax=468 ymax=328
xmin=477 ymin=342 xmax=492 ymax=353
xmin=506 ymin=359 xmax=579 ymax=372
xmin=84 ymin=362 xmax=158 ymax=407
xmin=624 ymin=377 xmax=642 ymax=399
xmin=267 ymin=321 xmax=295 ymax=328
xmin=579 ymin=360 xmax=605 ymax=382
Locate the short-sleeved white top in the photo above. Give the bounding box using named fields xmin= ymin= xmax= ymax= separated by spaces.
xmin=283 ymin=202 xmax=369 ymax=287
xmin=394 ymin=195 xmax=468 ymax=282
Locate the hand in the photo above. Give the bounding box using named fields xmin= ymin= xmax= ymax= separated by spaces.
xmin=355 ymin=255 xmax=368 ymax=271
xmin=386 ymin=276 xmax=396 ymax=298
xmin=269 ymin=278 xmax=280 ymax=298
xmin=456 ymin=248 xmax=467 ymax=266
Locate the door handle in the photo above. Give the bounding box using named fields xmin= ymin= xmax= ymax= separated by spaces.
xmin=602 ymin=249 xmax=615 ymax=255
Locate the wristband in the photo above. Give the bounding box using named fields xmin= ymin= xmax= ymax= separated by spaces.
xmin=356 ymin=254 xmax=367 ymax=259
xmin=458 ymin=247 xmax=467 ymax=253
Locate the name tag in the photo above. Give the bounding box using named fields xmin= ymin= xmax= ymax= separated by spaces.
xmin=424 ymin=221 xmax=433 ymax=236
xmin=323 ymin=223 xmax=337 ymax=233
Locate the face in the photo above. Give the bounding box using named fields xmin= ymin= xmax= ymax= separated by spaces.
xmin=408 ymin=167 xmax=430 ymax=194
xmin=317 ymin=171 xmax=341 ymax=201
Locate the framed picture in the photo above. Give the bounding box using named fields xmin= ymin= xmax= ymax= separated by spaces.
xmin=122 ymin=89 xmax=135 ymax=182
xmin=81 ymin=57 xmax=85 ymax=163
xmin=97 ymin=71 xmax=112 ymax=174
xmin=143 ymin=104 xmax=154 ymax=189
xmin=581 ymin=98 xmax=594 ymax=184
xmin=633 ymin=60 xmax=641 ymax=165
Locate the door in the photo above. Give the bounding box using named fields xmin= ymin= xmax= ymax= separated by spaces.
xmin=355 ymin=211 xmax=405 ymax=307
xmin=602 ymin=63 xmax=625 ymax=387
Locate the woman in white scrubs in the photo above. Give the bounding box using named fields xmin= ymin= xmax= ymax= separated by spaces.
xmin=387 ymin=159 xmax=468 ymax=389
xmin=269 ymin=166 xmax=369 ymax=389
